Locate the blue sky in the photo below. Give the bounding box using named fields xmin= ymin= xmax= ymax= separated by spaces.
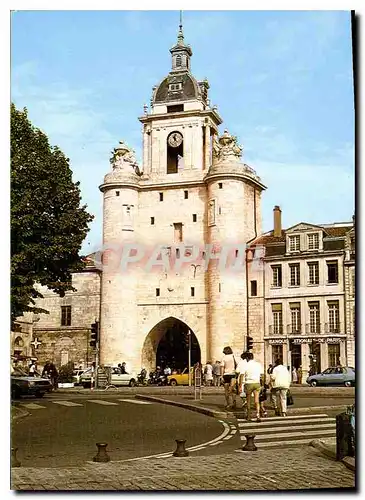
xmin=11 ymin=10 xmax=354 ymax=254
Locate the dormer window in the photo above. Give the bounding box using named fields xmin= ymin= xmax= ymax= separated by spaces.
xmin=308 ymin=233 xmax=319 ymax=250
xmin=169 ymin=83 xmax=182 ymax=92
xmin=289 ymin=235 xmax=300 ymax=252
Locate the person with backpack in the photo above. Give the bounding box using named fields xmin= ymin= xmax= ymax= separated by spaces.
xmin=220 ymin=346 xmax=238 ymax=410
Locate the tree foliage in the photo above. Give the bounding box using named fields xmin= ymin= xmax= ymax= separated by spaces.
xmin=11 ymin=103 xmax=94 ymax=324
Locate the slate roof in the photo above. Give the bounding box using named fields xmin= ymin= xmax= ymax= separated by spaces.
xmin=252 ymin=223 xmax=353 ymax=247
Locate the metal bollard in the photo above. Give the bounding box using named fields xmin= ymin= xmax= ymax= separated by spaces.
xmin=173 ymin=439 xmax=189 ymax=457
xmin=242 ymin=434 xmax=257 ymax=451
xmin=93 ymin=443 xmax=110 ymax=462
xmin=11 ymin=448 xmax=21 ymax=467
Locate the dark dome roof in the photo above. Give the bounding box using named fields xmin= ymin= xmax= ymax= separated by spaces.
xmin=153 ymin=73 xmax=200 ymax=104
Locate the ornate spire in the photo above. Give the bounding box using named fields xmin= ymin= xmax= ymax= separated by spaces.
xmin=177 ymin=10 xmax=184 ymax=44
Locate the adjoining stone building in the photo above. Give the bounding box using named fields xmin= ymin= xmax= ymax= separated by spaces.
xmin=12 ymin=23 xmax=355 ymax=376
xmin=247 ymin=207 xmax=355 ymax=379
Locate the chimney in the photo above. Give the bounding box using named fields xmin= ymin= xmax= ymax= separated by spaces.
xmin=273 ymin=206 xmax=282 ymax=237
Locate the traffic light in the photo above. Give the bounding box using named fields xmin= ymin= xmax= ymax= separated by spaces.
xmin=90 ymin=321 xmax=99 ymax=348
xmin=247 ymin=336 xmax=253 ymax=351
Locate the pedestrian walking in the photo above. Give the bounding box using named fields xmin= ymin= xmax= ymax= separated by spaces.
xmin=270 ymin=358 xmax=291 ymax=417
xmin=297 ymin=365 xmax=303 ymax=384
xmin=204 ymin=361 xmax=213 ymax=386
xmin=28 ymin=361 xmax=36 ymax=377
xmin=220 ymin=346 xmax=238 ymax=410
xmin=259 ymin=382 xmax=269 ymax=417
xmin=236 ymin=352 xmax=249 ymax=409
xmin=212 ymin=361 xmax=221 ymax=386
xmin=292 ymin=366 xmax=298 ymax=384
xmin=266 ymin=363 xmax=278 ymax=412
xmin=240 ymin=352 xmax=262 ymax=422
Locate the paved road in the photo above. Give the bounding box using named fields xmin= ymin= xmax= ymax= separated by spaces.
xmin=12 ymin=394 xmax=238 ymax=467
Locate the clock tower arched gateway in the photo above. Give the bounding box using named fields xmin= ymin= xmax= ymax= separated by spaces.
xmin=99 ymin=20 xmax=266 ymax=373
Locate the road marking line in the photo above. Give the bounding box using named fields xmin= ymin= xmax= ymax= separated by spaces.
xmin=238 ymin=417 xmax=334 ymax=427
xmin=120 ymin=420 xmax=230 ymax=461
xmin=117 ymin=399 xmax=153 ymax=405
xmin=237 ymin=413 xmax=328 ymax=422
xmin=230 ymin=429 xmax=237 ymax=434
xmin=238 ymin=422 xmax=335 ymax=432
xmin=240 ymin=429 xmax=335 ymax=440
xmin=86 ymin=400 xmax=118 ymax=406
xmin=52 ymin=400 xmax=83 ymax=407
xmin=238 ymin=424 xmax=335 ymax=434
xmin=223 ymin=436 xmax=232 ymax=440
xmin=20 ymin=403 xmax=46 ymax=410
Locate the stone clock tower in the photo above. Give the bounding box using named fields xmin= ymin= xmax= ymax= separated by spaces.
xmin=99 ymin=20 xmax=266 ymax=371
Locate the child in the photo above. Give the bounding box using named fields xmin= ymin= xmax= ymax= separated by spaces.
xmin=259 ymin=383 xmax=268 ymax=417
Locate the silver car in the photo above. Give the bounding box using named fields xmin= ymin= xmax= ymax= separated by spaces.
xmin=306 ymin=366 xmax=355 ymax=387
xmin=80 ymin=366 xmax=137 ymax=387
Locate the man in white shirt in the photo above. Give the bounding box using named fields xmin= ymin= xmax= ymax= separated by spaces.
xmin=236 ymin=352 xmax=249 ymax=407
xmin=270 ymin=358 xmax=291 ymax=417
xmin=241 ymin=352 xmax=263 ymax=422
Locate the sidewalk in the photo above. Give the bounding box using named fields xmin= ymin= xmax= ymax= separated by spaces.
xmin=11 ymin=447 xmax=355 ymax=491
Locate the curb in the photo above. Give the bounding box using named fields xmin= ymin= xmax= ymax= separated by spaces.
xmin=135 ymin=395 xmax=348 ymax=420
xmin=12 ymin=405 xmax=30 ymax=421
xmin=310 ymin=440 xmax=355 ymax=472
xmin=342 ymin=456 xmax=355 ymax=472
xmin=310 ymin=439 xmax=336 ymax=460
xmin=135 ymin=394 xmax=230 ymax=419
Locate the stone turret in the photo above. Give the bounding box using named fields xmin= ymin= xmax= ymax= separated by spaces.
xmin=99 ymin=140 xmax=140 ymax=368
xmin=205 ymin=130 xmax=265 ymax=360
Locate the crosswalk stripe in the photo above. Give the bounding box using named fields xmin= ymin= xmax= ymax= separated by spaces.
xmin=20 ymin=403 xmax=46 ymax=410
xmin=241 ymin=429 xmax=335 ymax=441
xmin=86 ymin=400 xmax=118 ymax=406
xmin=237 ymin=413 xmax=328 ymax=422
xmin=239 ymin=423 xmax=335 ymax=434
xmin=238 ymin=417 xmax=335 ymax=428
xmin=52 ymin=400 xmax=83 ymax=407
xmin=117 ymin=399 xmax=153 ymax=405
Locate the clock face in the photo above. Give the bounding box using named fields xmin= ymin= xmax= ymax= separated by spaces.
xmin=168 ymin=132 xmax=183 ymax=148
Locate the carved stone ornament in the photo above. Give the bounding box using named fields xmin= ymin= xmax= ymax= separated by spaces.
xmin=110 ymin=140 xmax=141 ymax=175
xmin=213 ymin=129 xmax=243 ymax=162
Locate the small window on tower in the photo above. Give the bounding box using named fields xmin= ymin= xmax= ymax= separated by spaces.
xmin=116 ymin=191 xmax=120 ymax=197
xmin=156 ymin=288 xmax=160 ymax=297
xmin=176 ymin=54 xmax=182 ymax=67
xmin=151 ymin=217 xmax=155 ymax=225
xmin=193 ymin=214 xmax=197 ymax=222
xmin=218 ymin=183 xmax=223 ymax=189
xmin=191 ymin=287 xmax=195 ymax=297
xmin=184 ymin=190 xmax=188 ymax=199
xmin=159 ymin=192 xmax=163 ymax=201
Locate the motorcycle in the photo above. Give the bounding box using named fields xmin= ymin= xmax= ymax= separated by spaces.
xmin=137 ymin=369 xmax=148 ymax=386
xmin=148 ymin=371 xmax=168 ymax=386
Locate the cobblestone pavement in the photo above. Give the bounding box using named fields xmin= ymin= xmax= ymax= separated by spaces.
xmin=11 ymin=446 xmax=355 ymax=491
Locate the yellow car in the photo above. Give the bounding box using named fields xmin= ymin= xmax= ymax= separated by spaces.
xmin=167 ymin=368 xmax=194 ymax=386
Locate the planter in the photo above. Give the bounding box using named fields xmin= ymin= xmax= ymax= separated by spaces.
xmin=58 ymin=382 xmax=75 ymax=388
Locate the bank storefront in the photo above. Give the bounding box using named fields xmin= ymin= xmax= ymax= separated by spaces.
xmin=265 ymin=335 xmax=347 ymax=379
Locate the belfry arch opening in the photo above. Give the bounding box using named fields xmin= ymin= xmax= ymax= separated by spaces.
xmin=167 ymin=131 xmax=184 ymax=174
xmin=141 ymin=317 xmax=200 ymax=373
